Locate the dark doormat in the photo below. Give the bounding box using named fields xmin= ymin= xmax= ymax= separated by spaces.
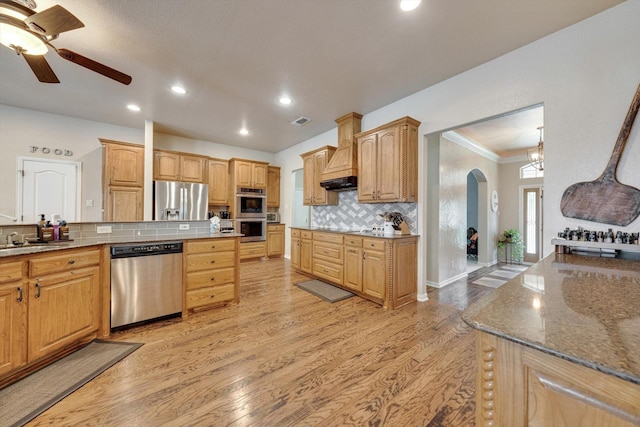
xmin=296 ymin=279 xmax=355 ymax=303
xmin=0 ymin=339 xmax=143 ymax=427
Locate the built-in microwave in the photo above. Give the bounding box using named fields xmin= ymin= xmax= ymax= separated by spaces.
xmin=236 ymin=187 xmax=266 ymax=218
xmin=266 ymin=212 xmax=280 ymax=223
xmin=236 ymin=219 xmax=267 ymax=242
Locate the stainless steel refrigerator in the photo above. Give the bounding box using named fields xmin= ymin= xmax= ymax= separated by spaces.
xmin=154 ymin=180 xmax=208 ymax=220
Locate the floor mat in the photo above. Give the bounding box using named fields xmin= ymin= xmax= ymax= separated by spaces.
xmin=0 ymin=339 xmax=143 ymax=427
xmin=296 ymin=279 xmax=355 ymax=303
xmin=472 ymin=264 xmax=528 ymax=288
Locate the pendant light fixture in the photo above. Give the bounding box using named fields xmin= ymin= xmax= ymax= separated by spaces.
xmin=527 ymin=126 xmax=544 ymax=171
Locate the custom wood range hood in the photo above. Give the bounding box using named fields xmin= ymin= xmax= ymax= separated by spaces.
xmin=320 ymin=112 xmax=362 ymax=191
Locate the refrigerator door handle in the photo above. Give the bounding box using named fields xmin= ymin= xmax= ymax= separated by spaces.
xmin=180 ymin=187 xmax=186 ymax=220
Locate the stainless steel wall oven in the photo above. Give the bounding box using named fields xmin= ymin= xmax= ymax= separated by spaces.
xmin=236 ymin=219 xmax=267 ymax=242
xmin=236 ymin=187 xmax=266 ymax=218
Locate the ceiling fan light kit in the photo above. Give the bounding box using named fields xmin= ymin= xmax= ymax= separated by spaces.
xmin=0 ymin=0 xmax=131 ymax=85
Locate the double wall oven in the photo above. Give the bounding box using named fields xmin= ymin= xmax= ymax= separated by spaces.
xmin=235 ymin=187 xmax=266 ymax=242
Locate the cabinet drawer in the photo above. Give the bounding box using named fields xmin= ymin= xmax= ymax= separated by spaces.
xmin=363 ymin=238 xmax=386 ymax=251
xmin=313 ymin=232 xmax=343 ymax=244
xmin=313 ymin=260 xmax=343 ymax=285
xmin=186 ymin=283 xmax=235 ymax=309
xmin=29 ymin=248 xmax=101 ymax=277
xmin=186 ymin=252 xmax=235 ymax=272
xmin=186 ymin=267 xmax=235 ymax=290
xmin=0 ymin=260 xmax=23 ymax=283
xmin=187 ymin=238 xmax=236 ymax=254
xmin=239 ymin=242 xmax=266 ymax=259
xmin=301 ymin=230 xmax=313 ymax=239
xmin=344 ymin=236 xmax=363 ymax=247
xmin=267 ymin=224 xmax=285 ymax=232
xmin=291 ymin=229 xmax=301 ymax=238
xmin=313 ymin=241 xmax=343 ymax=263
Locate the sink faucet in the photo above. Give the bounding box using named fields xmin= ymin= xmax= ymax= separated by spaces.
xmin=0 ymin=213 xmax=18 ymax=222
xmin=6 ymin=232 xmax=18 ymax=246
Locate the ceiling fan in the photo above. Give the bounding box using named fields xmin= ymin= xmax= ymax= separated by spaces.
xmin=0 ymin=0 xmax=131 ymax=84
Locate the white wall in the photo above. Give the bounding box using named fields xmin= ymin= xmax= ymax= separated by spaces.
xmin=277 ymin=1 xmax=640 ymax=295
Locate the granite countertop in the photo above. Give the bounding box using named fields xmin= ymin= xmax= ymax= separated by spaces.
xmin=462 ymin=253 xmax=640 ymax=385
xmin=0 ymin=232 xmax=244 ymax=258
xmin=290 ymin=226 xmax=419 ymax=239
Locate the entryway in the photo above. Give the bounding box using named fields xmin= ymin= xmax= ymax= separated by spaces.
xmin=521 ymin=185 xmax=543 ymax=263
xmin=467 ymin=168 xmax=487 ymax=272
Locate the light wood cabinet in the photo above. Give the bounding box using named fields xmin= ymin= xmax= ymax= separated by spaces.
xmin=239 ymin=241 xmax=266 ymax=260
xmin=101 ymin=140 xmax=144 ymax=221
xmin=27 ymin=248 xmax=101 ymax=362
xmin=476 ymin=330 xmax=640 ymax=427
xmin=230 ymin=159 xmax=268 ymax=189
xmin=208 ymin=158 xmax=229 ymax=205
xmin=154 ymin=150 xmax=207 ymax=183
xmin=0 ymin=260 xmax=27 ymax=377
xmin=267 ymin=166 xmax=281 ymax=208
xmin=301 ymin=146 xmax=338 ymax=206
xmin=267 ymin=224 xmax=284 ymax=257
xmin=185 ymin=238 xmax=239 ymax=311
xmin=356 ymin=116 xmax=420 ymax=203
xmin=290 ymin=229 xmax=418 ymax=309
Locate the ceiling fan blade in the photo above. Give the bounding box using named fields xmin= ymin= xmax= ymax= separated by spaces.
xmin=25 ymin=5 xmax=84 ymax=36
xmin=56 ymin=48 xmax=132 ymax=85
xmin=22 ymin=53 xmax=60 ymax=83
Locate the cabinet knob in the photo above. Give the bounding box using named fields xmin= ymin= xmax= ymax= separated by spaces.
xmin=211 ymin=260 xmax=216 ymax=264
xmin=211 ymin=245 xmax=216 ymax=249
xmin=210 ymin=277 xmax=216 ymax=281
xmin=68 ymin=259 xmax=75 ymax=265
xmin=210 ymin=294 xmax=216 ymax=299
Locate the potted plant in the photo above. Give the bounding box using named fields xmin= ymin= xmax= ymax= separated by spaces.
xmin=497 ymin=228 xmax=524 ymax=263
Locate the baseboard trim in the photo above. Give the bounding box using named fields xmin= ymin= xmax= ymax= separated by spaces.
xmin=426 ymin=271 xmax=469 ymax=288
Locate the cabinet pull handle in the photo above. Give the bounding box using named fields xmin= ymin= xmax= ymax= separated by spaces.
xmin=211 ymin=245 xmax=216 ymax=249
xmin=17 ymin=286 xmax=23 ymax=302
xmin=211 ymin=260 xmax=216 ymax=264
xmin=35 ymin=282 xmax=41 ymax=298
xmin=210 ymin=277 xmax=216 ymax=281
xmin=210 ymin=294 xmax=216 ymax=299
xmin=377 ymin=190 xmax=380 ymax=199
xmin=363 ymin=252 xmax=367 ymax=260
xmin=68 ymin=259 xmax=75 ymax=265
xmin=371 ymin=191 xmax=375 ymax=198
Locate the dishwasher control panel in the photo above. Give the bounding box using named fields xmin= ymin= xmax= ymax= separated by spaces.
xmin=111 ymin=241 xmax=183 ymax=258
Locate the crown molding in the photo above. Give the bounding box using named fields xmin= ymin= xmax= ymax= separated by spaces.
xmin=442 ymin=131 xmax=500 ymax=162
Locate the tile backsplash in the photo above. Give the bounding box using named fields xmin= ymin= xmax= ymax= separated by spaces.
xmin=312 ymin=191 xmax=418 ymax=233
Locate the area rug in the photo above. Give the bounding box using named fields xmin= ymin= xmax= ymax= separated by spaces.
xmin=296 ymin=279 xmax=355 ymax=303
xmin=0 ymin=339 xmax=143 ymax=427
xmin=472 ymin=264 xmax=529 ymax=288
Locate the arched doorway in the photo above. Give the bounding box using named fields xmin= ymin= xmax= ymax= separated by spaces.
xmin=467 ymin=168 xmax=488 ymax=267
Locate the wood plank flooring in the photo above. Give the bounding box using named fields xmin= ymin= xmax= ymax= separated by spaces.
xmin=26 ymin=258 xmax=497 ymax=426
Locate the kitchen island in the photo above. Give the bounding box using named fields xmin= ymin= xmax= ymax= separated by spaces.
xmin=462 ymin=253 xmax=640 ymax=426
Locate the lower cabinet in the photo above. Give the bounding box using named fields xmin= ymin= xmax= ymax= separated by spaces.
xmin=476 ymin=330 xmax=640 ymax=427
xmin=185 ymin=238 xmax=239 ymax=311
xmin=291 ymin=228 xmax=418 ymax=309
xmin=266 ymin=224 xmax=285 ymax=257
xmin=0 ymin=247 xmax=102 ymax=383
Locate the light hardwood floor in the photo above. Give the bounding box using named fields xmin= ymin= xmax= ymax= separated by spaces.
xmin=27 ymin=258 xmax=496 ymax=426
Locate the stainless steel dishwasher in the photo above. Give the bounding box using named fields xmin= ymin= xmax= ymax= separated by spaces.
xmin=110 ymin=241 xmax=183 ymax=329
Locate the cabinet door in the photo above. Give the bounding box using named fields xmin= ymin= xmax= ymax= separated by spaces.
xmin=208 ymin=159 xmax=229 ymax=205
xmin=344 ymin=247 xmax=363 ymax=292
xmin=377 ymin=127 xmax=402 ymax=201
xmin=253 ymin=164 xmax=268 ymax=189
xmin=0 ymin=283 xmax=28 ymax=376
xmin=180 ymin=155 xmax=206 ymax=183
xmin=234 ymin=161 xmax=253 ymax=187
xmin=302 ymin=155 xmax=315 ymax=205
xmin=267 ymin=166 xmax=280 ymax=208
xmin=107 ymin=186 xmax=143 ymax=221
xmin=362 ymin=249 xmax=385 ymax=300
xmin=358 ymin=133 xmax=377 ymax=202
xmin=300 ymin=238 xmax=313 ymax=273
xmin=267 ymin=229 xmax=284 ymax=257
xmin=28 ymin=266 xmax=100 ymax=361
xmin=291 ymin=237 xmax=301 ymax=269
xmin=154 ymin=151 xmax=181 ymax=181
xmin=107 ymin=144 xmax=144 ymax=186
xmin=312 ymin=151 xmax=328 ymax=204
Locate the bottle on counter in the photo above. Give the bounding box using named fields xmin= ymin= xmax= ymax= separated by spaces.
xmin=37 ymin=214 xmax=46 ymax=241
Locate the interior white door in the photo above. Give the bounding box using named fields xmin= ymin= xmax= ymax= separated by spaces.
xmin=20 ymin=158 xmax=80 ymax=224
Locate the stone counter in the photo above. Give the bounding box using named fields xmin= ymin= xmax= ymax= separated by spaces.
xmin=462 ymin=253 xmax=640 ymax=385
xmin=290 ymin=226 xmax=419 ymax=240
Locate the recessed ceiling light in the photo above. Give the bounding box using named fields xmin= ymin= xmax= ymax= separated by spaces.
xmin=171 ymin=85 xmax=187 ymax=94
xmin=239 ymin=128 xmax=249 ymax=136
xmin=400 ymin=0 xmax=421 ymax=11
xmin=279 ymin=96 xmax=292 ymax=105
xmin=127 ymin=104 xmax=141 ymax=112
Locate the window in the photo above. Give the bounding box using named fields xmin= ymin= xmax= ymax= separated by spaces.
xmin=520 ymin=164 xmax=544 ymax=179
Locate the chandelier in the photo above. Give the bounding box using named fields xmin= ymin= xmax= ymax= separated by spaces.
xmin=527 ymin=126 xmax=544 ymax=171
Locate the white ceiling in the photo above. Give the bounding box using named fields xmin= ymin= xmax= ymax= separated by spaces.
xmin=0 ymin=0 xmax=623 ymax=153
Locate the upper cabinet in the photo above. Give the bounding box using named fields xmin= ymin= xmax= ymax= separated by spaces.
xmin=267 ymin=166 xmax=281 ymax=208
xmin=301 ymin=146 xmax=338 ymax=206
xmin=356 ymin=116 xmax=420 ymax=203
xmin=154 ymin=150 xmax=207 ymax=183
xmin=208 ymin=158 xmax=229 ymax=205
xmin=101 ymin=140 xmax=144 ymax=222
xmin=230 ymin=159 xmax=268 ymax=189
